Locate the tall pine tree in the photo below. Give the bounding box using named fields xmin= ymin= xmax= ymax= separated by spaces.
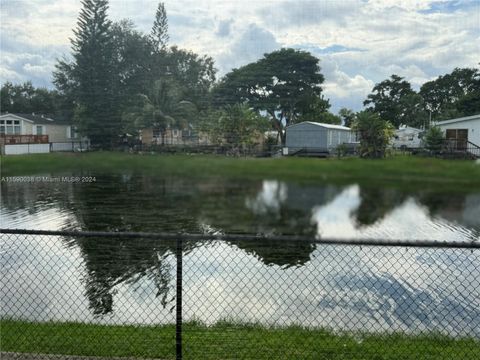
xmin=70 ymin=0 xmax=118 ymax=147
xmin=150 ymin=2 xmax=169 ymax=51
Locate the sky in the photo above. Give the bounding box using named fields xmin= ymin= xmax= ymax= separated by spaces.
xmin=0 ymin=0 xmax=479 ymax=113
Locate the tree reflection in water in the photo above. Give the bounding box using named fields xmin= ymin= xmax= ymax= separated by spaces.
xmin=73 ymin=236 xmax=176 ymax=315
xmin=1 ymin=174 xmax=478 ymax=316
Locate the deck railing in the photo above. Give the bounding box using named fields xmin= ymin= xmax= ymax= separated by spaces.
xmin=0 ymin=134 xmax=49 ymax=144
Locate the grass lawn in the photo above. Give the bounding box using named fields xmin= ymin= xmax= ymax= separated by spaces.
xmin=1 ymin=319 xmax=479 ymax=360
xmin=1 ymin=152 xmax=480 ymax=192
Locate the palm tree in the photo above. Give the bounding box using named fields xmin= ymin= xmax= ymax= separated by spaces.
xmin=127 ymin=78 xmax=196 ymax=144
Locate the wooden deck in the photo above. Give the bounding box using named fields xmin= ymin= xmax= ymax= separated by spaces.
xmin=0 ymin=135 xmax=49 ymax=145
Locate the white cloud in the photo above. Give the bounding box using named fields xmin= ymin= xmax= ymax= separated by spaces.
xmin=216 ymin=24 xmax=280 ymax=74
xmin=321 ymin=58 xmax=374 ymax=112
xmin=0 ymin=0 xmax=478 ymax=111
xmin=216 ymin=19 xmax=233 ymax=38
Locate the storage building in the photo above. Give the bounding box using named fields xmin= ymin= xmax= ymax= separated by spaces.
xmin=285 ymin=122 xmax=356 ymax=155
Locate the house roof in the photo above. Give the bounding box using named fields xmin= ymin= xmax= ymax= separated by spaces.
xmin=0 ymin=113 xmax=70 ymax=125
xmin=287 ymin=121 xmax=351 ymax=131
xmin=434 ymin=114 xmax=480 ymax=126
xmin=395 ymin=126 xmax=423 ymax=133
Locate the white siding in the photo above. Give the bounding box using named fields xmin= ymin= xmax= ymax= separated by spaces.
xmin=286 ymin=123 xmax=329 ymax=150
xmin=286 ymin=122 xmax=354 ymax=152
xmin=33 ymin=125 xmax=46 ymax=135
xmin=437 ymin=118 xmax=480 ymax=147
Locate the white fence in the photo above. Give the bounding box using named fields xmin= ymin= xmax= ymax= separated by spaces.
xmin=2 ymin=141 xmax=89 ymax=155
xmin=51 ymin=142 xmax=88 ymax=152
xmin=4 ymin=143 xmax=50 ymax=155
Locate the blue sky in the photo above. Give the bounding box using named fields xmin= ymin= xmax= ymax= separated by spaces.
xmin=1 ymin=0 xmax=479 ymax=113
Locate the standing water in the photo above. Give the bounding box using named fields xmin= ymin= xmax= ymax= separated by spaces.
xmin=1 ymin=174 xmax=479 ymax=336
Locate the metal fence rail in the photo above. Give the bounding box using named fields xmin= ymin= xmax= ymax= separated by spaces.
xmin=1 ymin=229 xmax=480 ymax=359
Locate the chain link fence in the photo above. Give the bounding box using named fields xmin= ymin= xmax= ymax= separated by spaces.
xmin=1 ymin=229 xmax=480 ymax=359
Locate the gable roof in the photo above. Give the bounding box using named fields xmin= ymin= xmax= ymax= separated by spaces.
xmin=435 ymin=114 xmax=480 ymax=126
xmin=396 ymin=126 xmax=423 ymax=133
xmin=0 ymin=113 xmax=70 ymax=125
xmin=287 ymin=121 xmax=351 ymax=131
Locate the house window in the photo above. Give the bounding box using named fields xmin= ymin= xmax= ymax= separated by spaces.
xmin=1 ymin=119 xmax=21 ymax=134
xmin=36 ymin=125 xmax=44 ymax=135
xmin=67 ymin=126 xmax=78 ymax=139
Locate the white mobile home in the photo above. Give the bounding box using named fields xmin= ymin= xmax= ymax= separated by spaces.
xmin=285 ymin=122 xmax=355 ymax=155
xmin=435 ymin=114 xmax=480 ymax=154
xmin=0 ymin=113 xmax=89 ymax=155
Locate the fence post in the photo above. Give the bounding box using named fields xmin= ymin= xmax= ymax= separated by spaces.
xmin=176 ymin=237 xmax=183 ymax=360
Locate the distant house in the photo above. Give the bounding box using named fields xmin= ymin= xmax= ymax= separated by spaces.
xmin=140 ymin=127 xmax=185 ymax=145
xmin=139 ymin=125 xmax=210 ymax=146
xmin=392 ymin=126 xmax=423 ymax=149
xmin=0 ymin=113 xmax=88 ymax=155
xmin=285 ymin=121 xmax=356 ymax=155
xmin=434 ymin=114 xmax=480 ymax=151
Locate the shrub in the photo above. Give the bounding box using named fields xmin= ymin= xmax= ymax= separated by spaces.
xmin=424 ymin=126 xmax=444 ymax=152
xmin=352 ymin=111 xmax=394 ymax=158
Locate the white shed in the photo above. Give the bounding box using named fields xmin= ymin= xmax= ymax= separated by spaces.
xmin=435 ymin=114 xmax=480 ymax=153
xmin=285 ymin=122 xmax=355 ymax=154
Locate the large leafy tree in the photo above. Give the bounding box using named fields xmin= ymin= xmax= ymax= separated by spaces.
xmin=1 ymin=82 xmax=35 ymax=113
xmin=54 ymin=0 xmax=118 ymax=147
xmin=213 ymin=48 xmax=325 ymax=142
xmin=110 ymin=20 xmax=156 ymax=108
xmin=296 ymin=95 xmax=341 ymax=124
xmin=165 ymin=46 xmax=216 ymax=111
xmin=455 ymin=88 xmax=480 ymax=117
xmin=364 ymin=75 xmax=427 ymax=128
xmin=0 ymin=81 xmax=65 ymax=116
xmin=420 ymin=67 xmax=480 ymax=120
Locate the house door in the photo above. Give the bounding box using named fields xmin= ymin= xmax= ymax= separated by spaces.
xmin=446 ymin=129 xmax=468 ymax=150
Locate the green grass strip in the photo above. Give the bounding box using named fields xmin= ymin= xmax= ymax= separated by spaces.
xmin=1 ymin=319 xmax=479 ymax=359
xmin=1 ymin=152 xmax=480 ymax=192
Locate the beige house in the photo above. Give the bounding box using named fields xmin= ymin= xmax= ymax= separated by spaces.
xmin=140 ymin=127 xmax=184 ymax=145
xmin=139 ymin=126 xmax=211 ymax=146
xmin=0 ymin=113 xmax=88 ymax=154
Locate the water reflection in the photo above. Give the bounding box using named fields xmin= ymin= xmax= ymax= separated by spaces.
xmin=1 ymin=175 xmax=479 ymax=335
xmin=245 ymin=180 xmax=287 ymax=216
xmin=74 ymin=237 xmax=177 ymax=316
xmin=2 ymin=175 xmax=479 ymax=239
xmin=312 ymin=185 xmax=479 ymax=241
